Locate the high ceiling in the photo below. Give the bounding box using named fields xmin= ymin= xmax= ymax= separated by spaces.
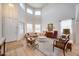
xmin=27 ymin=3 xmax=47 ymax=8
xmin=27 ymin=3 xmax=77 ymax=9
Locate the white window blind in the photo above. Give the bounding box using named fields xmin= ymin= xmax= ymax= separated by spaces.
xmin=18 ymin=23 xmax=24 ymax=35
xmin=35 ymin=24 xmax=41 ymax=32
xmin=27 ymin=24 xmax=33 ymax=32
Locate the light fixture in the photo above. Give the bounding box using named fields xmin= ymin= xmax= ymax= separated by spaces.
xmin=8 ymin=4 xmax=14 ymax=7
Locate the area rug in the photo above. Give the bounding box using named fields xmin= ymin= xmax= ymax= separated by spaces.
xmin=37 ymin=38 xmax=55 ymax=56
xmin=37 ymin=38 xmax=79 ymax=56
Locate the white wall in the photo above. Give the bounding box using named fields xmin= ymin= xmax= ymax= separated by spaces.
xmin=42 ymin=4 xmax=75 ymax=34
xmin=0 ymin=4 xmax=2 ymax=38
xmin=2 ymin=4 xmax=27 ymax=42
xmin=2 ymin=4 xmax=19 ymax=42
xmin=34 ymin=9 xmax=42 ymax=24
xmin=17 ymin=4 xmax=26 ymax=40
xmin=75 ymin=4 xmax=79 ymax=45
xmin=0 ymin=4 xmax=27 ymax=42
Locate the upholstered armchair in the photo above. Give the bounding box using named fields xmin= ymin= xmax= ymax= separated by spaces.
xmin=53 ymin=37 xmax=69 ymax=56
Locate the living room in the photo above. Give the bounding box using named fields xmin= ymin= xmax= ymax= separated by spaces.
xmin=0 ymin=3 xmax=79 ymax=56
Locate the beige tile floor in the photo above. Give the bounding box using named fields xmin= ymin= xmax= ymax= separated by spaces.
xmin=5 ymin=38 xmax=79 ymax=56
xmin=5 ymin=39 xmax=44 ymax=56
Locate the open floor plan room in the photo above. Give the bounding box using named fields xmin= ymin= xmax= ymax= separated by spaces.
xmin=0 ymin=3 xmax=79 ymax=56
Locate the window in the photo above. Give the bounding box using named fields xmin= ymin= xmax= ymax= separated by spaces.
xmin=35 ymin=11 xmax=41 ymax=15
xmin=27 ymin=8 xmax=33 ymax=14
xmin=27 ymin=24 xmax=33 ymax=32
xmin=35 ymin=24 xmax=41 ymax=32
xmin=20 ymin=4 xmax=25 ymax=11
xmin=60 ymin=19 xmax=72 ymax=34
xmin=18 ymin=23 xmax=24 ymax=35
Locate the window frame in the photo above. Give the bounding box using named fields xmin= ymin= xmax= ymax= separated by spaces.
xmin=18 ymin=22 xmax=24 ymax=35
xmin=35 ymin=11 xmax=41 ymax=15
xmin=27 ymin=24 xmax=33 ymax=33
xmin=35 ymin=24 xmax=41 ymax=33
xmin=27 ymin=8 xmax=33 ymax=14
xmin=60 ymin=19 xmax=72 ymax=34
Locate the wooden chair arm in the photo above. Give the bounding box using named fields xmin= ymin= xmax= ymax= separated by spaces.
xmin=53 ymin=39 xmax=59 ymax=45
xmin=53 ymin=39 xmax=69 ymax=49
xmin=64 ymin=40 xmax=69 ymax=50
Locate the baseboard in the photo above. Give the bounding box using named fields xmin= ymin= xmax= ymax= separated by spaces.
xmin=5 ymin=40 xmax=17 ymax=44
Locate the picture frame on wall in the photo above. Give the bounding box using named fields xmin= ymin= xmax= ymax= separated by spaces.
xmin=48 ymin=23 xmax=53 ymax=31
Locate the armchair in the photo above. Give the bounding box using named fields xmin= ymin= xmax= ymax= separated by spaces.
xmin=53 ymin=37 xmax=69 ymax=56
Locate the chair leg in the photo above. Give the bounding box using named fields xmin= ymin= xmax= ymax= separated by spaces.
xmin=0 ymin=46 xmax=1 ymax=55
xmin=2 ymin=42 xmax=5 ymax=56
xmin=70 ymin=47 xmax=72 ymax=52
xmin=63 ymin=50 xmax=65 ymax=56
xmin=0 ymin=50 xmax=1 ymax=55
xmin=66 ymin=49 xmax=67 ymax=53
xmin=0 ymin=53 xmax=4 ymax=56
xmin=53 ymin=46 xmax=54 ymax=52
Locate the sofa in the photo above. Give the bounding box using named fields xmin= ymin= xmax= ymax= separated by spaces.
xmin=45 ymin=31 xmax=58 ymax=38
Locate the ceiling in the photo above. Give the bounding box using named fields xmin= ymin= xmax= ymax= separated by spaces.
xmin=27 ymin=3 xmax=77 ymax=9
xmin=27 ymin=3 xmax=47 ymax=8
